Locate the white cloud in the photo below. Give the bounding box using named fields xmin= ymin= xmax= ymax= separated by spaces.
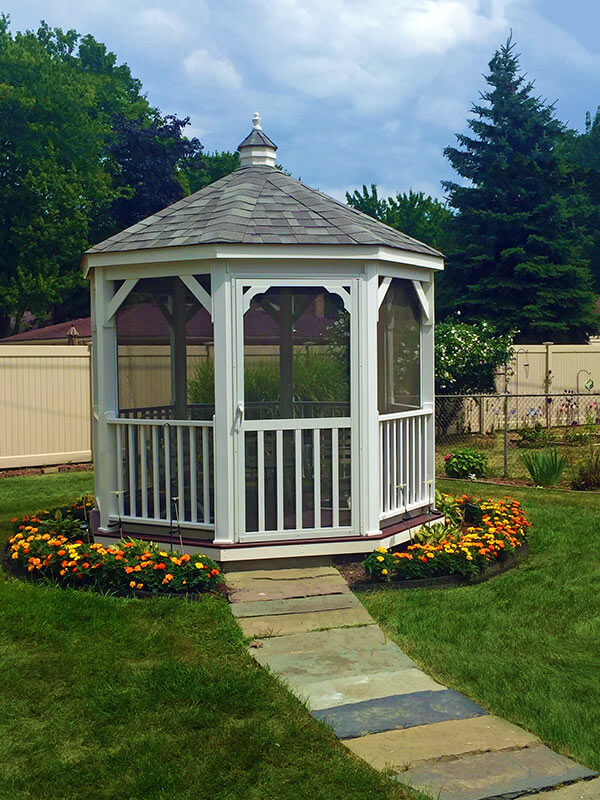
xmin=184 ymin=48 xmax=242 ymax=90
xmin=138 ymin=8 xmax=185 ymax=43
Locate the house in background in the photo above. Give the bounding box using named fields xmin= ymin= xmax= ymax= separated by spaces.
xmin=83 ymin=114 xmax=444 ymax=562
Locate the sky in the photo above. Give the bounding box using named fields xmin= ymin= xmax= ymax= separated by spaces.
xmin=4 ymin=1 xmax=600 ymax=201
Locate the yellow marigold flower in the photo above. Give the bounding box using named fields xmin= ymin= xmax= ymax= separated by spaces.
xmin=376 ymin=555 xmax=384 ymax=562
xmin=136 ymin=583 xmax=143 ymax=590
xmin=381 ymin=569 xmax=388 ymax=575
xmin=195 ymin=562 xmax=204 ymax=569
xmin=159 ymin=551 xmax=168 ymax=557
xmin=376 ymin=546 xmax=387 ymax=554
xmin=129 ymin=580 xmax=137 ymax=588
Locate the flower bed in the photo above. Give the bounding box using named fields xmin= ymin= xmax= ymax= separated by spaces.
xmin=364 ymin=493 xmax=530 ymax=583
xmin=6 ymin=496 xmax=222 ymax=596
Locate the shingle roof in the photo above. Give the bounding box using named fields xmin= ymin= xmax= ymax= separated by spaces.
xmin=86 ymin=165 xmax=442 ymax=257
xmin=237 ymin=129 xmax=277 ymax=151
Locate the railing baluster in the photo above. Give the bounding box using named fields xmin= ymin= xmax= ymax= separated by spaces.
xmin=189 ymin=427 xmax=197 ymax=523
xmin=332 ymin=427 xmax=339 ymax=528
xmin=257 ymin=430 xmax=265 ymax=533
xmin=116 ymin=424 xmax=124 ymax=517
xmin=391 ymin=420 xmax=397 ymax=512
xmin=411 ymin=417 xmax=416 ymax=506
xmin=140 ymin=425 xmax=148 ymax=518
xmin=177 ymin=426 xmax=185 ymax=521
xmin=313 ymin=428 xmax=321 ymax=529
xmin=295 ymin=429 xmax=302 ymax=530
xmin=151 ymin=426 xmax=160 ymax=519
xmin=164 ymin=426 xmax=171 ymax=522
xmin=128 ymin=424 xmax=136 ymax=517
xmin=203 ymin=427 xmax=210 ymax=524
xmin=276 ymin=430 xmax=284 ymax=531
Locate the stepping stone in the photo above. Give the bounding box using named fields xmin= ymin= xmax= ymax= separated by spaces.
xmin=313 ymin=688 xmax=486 ymax=739
xmin=345 ymin=715 xmax=540 ymax=770
xmin=231 ymin=592 xmax=362 ymax=618
xmin=227 ymin=566 xmax=340 ymax=583
xmin=396 ymin=744 xmax=598 ymax=800
xmin=302 ymin=667 xmax=445 ymax=711
xmin=239 ymin=606 xmax=374 ymax=637
xmin=533 ymin=777 xmax=600 ymax=798
xmin=229 ymin=575 xmax=350 ymax=603
xmin=251 ymin=626 xmax=416 ymax=684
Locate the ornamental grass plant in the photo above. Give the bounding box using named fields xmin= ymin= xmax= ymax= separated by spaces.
xmin=521 ymin=448 xmax=568 ymax=487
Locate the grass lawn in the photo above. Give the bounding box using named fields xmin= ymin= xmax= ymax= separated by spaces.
xmin=0 ymin=471 xmax=417 ymax=800
xmin=361 ymin=479 xmax=600 ymax=773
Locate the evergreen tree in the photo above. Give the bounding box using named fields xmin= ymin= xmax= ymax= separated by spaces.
xmin=562 ymin=108 xmax=600 ymax=292
xmin=443 ymin=37 xmax=597 ymax=343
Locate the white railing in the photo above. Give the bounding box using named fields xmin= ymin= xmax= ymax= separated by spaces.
xmin=242 ymin=417 xmax=352 ymax=537
xmin=108 ymin=417 xmax=214 ymax=528
xmin=379 ymin=408 xmax=432 ymax=519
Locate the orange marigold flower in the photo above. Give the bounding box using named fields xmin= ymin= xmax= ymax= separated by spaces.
xmin=211 ymin=569 xmax=219 ymax=576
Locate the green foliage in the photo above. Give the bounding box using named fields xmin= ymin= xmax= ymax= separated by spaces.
xmin=570 ymin=449 xmax=600 ymax=491
xmin=518 ymin=422 xmax=557 ymax=449
xmin=444 ymin=447 xmax=488 ymax=478
xmin=442 ymin=37 xmax=598 ymax=342
xmin=188 ymin=351 xmax=349 ymax=405
xmin=346 ymin=185 xmax=455 ymax=254
xmin=435 ymin=320 xmax=513 ymax=394
xmin=182 ymin=150 xmax=240 ymax=194
xmin=11 ymin=494 xmax=95 ymax=542
xmin=564 ymin=428 xmax=593 ymax=445
xmin=521 ymin=449 xmax=567 ymax=486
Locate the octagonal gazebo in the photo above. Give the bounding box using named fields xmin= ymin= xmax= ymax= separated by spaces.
xmin=84 ymin=115 xmax=444 ymax=562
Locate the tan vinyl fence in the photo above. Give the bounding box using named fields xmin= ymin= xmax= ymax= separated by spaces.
xmin=0 ymin=345 xmax=92 ymax=469
xmin=504 ymin=342 xmax=600 ymax=395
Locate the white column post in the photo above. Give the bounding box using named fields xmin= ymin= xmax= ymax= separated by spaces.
xmin=211 ymin=264 xmax=236 ymax=543
xmin=92 ymin=268 xmax=119 ymax=530
xmin=421 ymin=277 xmax=435 ymax=507
xmin=359 ymin=262 xmax=381 ymax=536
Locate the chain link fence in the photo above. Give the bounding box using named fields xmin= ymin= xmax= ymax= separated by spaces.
xmin=436 ymin=393 xmax=600 ymax=481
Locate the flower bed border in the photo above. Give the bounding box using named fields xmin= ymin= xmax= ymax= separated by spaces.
xmin=349 ymin=540 xmax=528 ymax=592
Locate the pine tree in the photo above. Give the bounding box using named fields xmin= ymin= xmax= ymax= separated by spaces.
xmin=442 ymin=37 xmax=597 ymax=343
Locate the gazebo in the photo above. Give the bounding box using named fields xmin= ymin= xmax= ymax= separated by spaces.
xmin=84 ymin=115 xmax=444 ymax=562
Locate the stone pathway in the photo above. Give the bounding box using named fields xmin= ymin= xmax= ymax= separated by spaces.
xmin=228 ymin=564 xmax=599 ymax=800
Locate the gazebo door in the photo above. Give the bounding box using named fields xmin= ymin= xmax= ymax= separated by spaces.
xmin=233 ymin=279 xmax=358 ymax=540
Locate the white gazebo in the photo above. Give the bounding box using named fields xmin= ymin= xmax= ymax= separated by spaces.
xmin=84 ymin=115 xmax=444 ymax=562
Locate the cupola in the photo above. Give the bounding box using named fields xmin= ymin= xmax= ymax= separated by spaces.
xmin=237 ymin=112 xmax=277 ymax=167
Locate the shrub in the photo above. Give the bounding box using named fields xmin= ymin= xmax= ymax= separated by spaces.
xmin=6 ymin=533 xmax=222 ymax=595
xmin=570 ymin=449 xmax=600 ymax=491
xmin=188 ymin=350 xmax=349 ymax=405
xmin=518 ymin=423 xmax=557 ymax=449
xmin=443 ymin=447 xmax=487 ymax=478
xmin=364 ymin=494 xmax=530 ymax=582
xmin=521 ymin=449 xmax=567 ymax=487
xmin=564 ymin=429 xmax=592 ymax=445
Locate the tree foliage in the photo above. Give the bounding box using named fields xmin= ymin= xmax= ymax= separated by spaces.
xmin=182 ymin=150 xmax=240 ymax=195
xmin=346 ymin=185 xmax=454 ymax=254
xmin=442 ymin=37 xmax=597 ymax=343
xmin=0 ymin=17 xmax=204 ymax=333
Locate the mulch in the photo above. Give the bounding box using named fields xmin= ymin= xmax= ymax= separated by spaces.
xmin=0 ymin=463 xmax=91 ymax=479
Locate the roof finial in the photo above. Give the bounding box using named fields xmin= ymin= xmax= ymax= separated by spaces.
xmin=237 ymin=114 xmax=277 ymax=168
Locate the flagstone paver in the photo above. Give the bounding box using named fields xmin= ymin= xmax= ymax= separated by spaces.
xmin=238 ymin=606 xmax=373 ymax=637
xmin=312 ymin=688 xmax=487 ymax=739
xmin=300 ymin=667 xmax=445 ymax=711
xmin=228 ymin=564 xmax=597 ymax=800
xmin=231 ymin=592 xmax=362 ymax=617
xmin=397 ymin=744 xmax=597 ymax=800
xmin=345 ymin=715 xmax=540 ymax=770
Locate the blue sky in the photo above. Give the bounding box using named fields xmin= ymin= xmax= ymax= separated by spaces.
xmin=5 ymin=1 xmax=600 ymax=201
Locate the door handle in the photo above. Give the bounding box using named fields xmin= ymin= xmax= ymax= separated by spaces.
xmin=234 ymin=402 xmax=244 ymax=432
